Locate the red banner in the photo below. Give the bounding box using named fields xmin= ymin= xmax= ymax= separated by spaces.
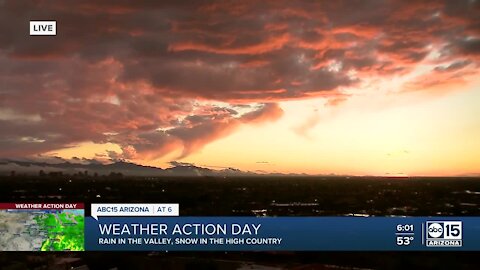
xmin=0 ymin=203 xmax=84 ymax=209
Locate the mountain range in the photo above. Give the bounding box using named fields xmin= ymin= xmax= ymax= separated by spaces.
xmin=0 ymin=158 xmax=266 ymax=177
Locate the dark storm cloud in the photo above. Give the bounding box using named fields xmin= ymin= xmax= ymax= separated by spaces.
xmin=455 ymin=38 xmax=480 ymax=56
xmin=0 ymin=0 xmax=478 ymax=159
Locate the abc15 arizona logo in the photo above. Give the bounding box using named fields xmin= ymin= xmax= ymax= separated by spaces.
xmin=425 ymin=221 xmax=462 ymax=247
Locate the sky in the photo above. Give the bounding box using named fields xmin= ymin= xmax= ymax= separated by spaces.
xmin=0 ymin=0 xmax=479 ymax=176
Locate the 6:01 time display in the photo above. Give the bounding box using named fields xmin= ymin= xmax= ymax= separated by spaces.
xmin=396 ymin=224 xmax=414 ymax=232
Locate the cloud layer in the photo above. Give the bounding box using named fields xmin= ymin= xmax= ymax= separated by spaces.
xmin=0 ymin=0 xmax=478 ymax=159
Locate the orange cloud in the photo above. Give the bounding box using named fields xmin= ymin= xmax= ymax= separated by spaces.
xmin=0 ymin=0 xmax=478 ymax=161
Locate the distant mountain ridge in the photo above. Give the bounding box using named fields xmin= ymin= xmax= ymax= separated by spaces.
xmin=0 ymin=158 xmax=258 ymax=177
xmin=1 ymin=158 xmax=478 ymax=177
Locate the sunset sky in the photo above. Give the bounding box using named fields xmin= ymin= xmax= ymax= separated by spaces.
xmin=0 ymin=0 xmax=479 ymax=176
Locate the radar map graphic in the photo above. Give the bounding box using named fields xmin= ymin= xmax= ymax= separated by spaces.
xmin=0 ymin=209 xmax=84 ymax=251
